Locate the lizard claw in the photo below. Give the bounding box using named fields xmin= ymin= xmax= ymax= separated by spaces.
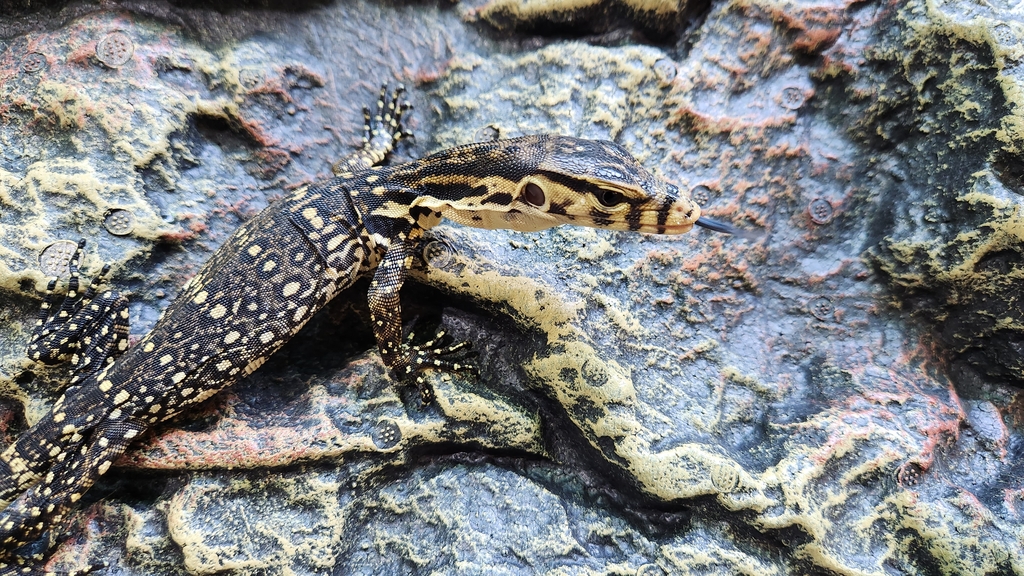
xmin=27 ymin=239 xmax=129 ymax=383
xmin=373 ymin=82 xmax=411 ymax=146
xmin=395 ymin=329 xmax=478 ymax=404
xmin=334 ymin=82 xmax=411 ymax=174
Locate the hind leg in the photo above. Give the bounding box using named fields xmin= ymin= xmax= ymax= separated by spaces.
xmin=3 ymin=242 xmax=130 ymax=512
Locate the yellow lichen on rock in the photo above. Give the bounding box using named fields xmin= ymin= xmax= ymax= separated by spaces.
xmin=474 ymin=0 xmax=683 ymax=30
xmin=434 ymin=42 xmax=673 ymax=154
xmin=410 ymin=226 xmax=768 ymax=514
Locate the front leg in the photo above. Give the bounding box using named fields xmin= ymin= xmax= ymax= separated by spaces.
xmin=332 ymin=83 xmax=410 ymax=175
xmin=368 ymin=237 xmax=473 ymax=402
xmin=367 ymin=237 xmax=412 ymax=373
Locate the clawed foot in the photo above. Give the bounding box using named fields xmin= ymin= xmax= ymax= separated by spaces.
xmin=364 ymin=82 xmax=412 ymax=150
xmin=27 ymin=239 xmax=128 ymax=384
xmin=396 ymin=329 xmax=478 ymax=404
xmin=333 ymin=82 xmax=412 ymax=175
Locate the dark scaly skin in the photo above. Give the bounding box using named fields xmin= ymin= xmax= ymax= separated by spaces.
xmin=0 ymin=83 xmax=722 ymax=573
xmin=0 ymin=86 xmax=414 ymax=576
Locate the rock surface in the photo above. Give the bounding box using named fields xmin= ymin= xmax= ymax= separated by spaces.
xmin=1 ymin=0 xmax=1023 ymax=574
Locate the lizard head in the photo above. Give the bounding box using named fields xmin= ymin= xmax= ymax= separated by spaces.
xmin=515 ymin=136 xmax=700 ymax=234
xmin=411 ymin=135 xmax=702 ymax=235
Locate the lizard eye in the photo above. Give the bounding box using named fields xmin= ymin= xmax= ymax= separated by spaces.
xmin=596 ymin=188 xmax=626 ymax=208
xmin=523 ymin=183 xmax=545 ymax=206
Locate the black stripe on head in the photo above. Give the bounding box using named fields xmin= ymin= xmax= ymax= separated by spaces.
xmin=539 ymin=170 xmax=607 ymax=198
xmin=548 ymin=201 xmax=569 ymax=215
xmin=421 ymin=183 xmax=489 ymax=202
xmin=482 ymin=192 xmax=514 ymax=205
xmin=538 ymin=170 xmax=642 ymax=207
xmin=657 ymin=202 xmax=671 ymax=226
xmin=626 ymin=207 xmax=643 ymax=231
xmin=587 ymin=207 xmax=614 ymax=227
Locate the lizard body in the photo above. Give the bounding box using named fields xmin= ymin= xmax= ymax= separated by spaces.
xmin=0 ymin=87 xmax=727 ymax=573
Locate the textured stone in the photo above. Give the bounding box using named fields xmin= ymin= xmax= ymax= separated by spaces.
xmin=1 ymin=1 xmax=1023 ymax=575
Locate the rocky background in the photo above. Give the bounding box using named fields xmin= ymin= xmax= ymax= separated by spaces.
xmin=1 ymin=0 xmax=1023 ymax=574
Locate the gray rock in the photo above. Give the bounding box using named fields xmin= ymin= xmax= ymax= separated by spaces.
xmin=1 ymin=1 xmax=1023 ymax=574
